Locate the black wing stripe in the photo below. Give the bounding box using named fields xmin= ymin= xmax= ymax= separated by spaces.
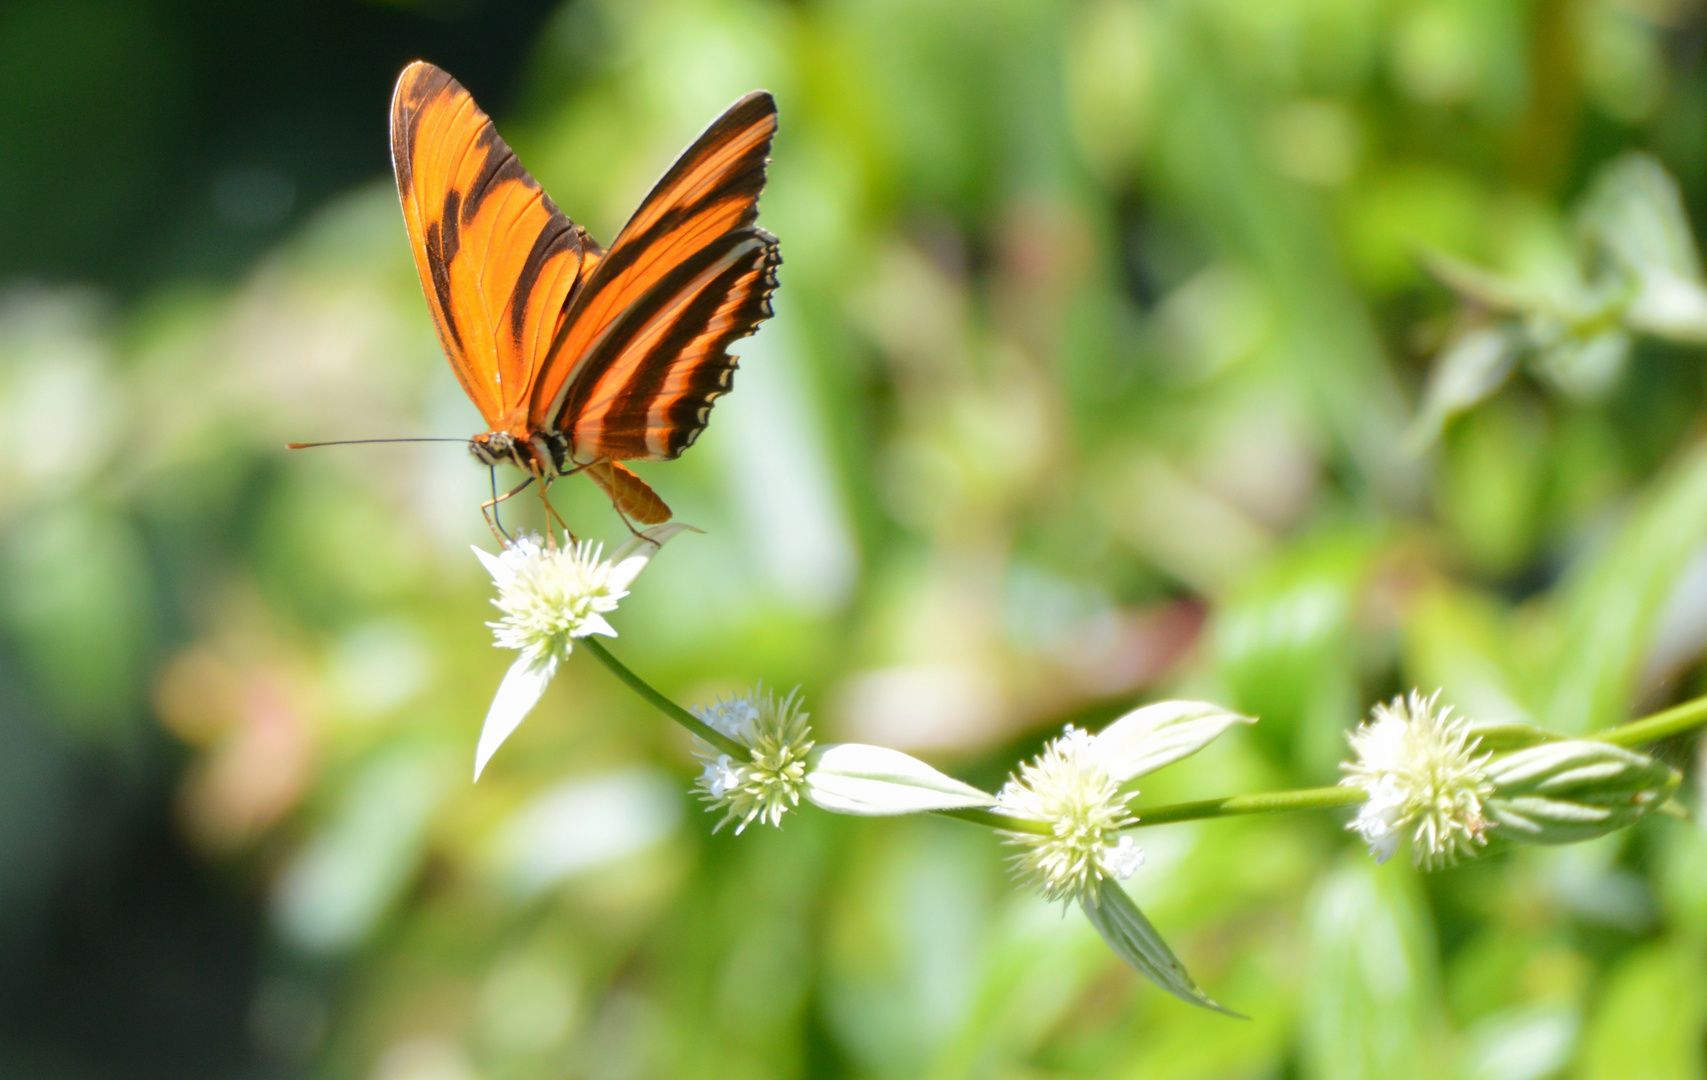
xmin=568 ymin=151 xmax=769 ymax=323
xmin=558 ymin=230 xmax=762 ymax=420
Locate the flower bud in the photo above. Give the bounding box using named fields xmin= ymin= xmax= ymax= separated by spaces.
xmin=1483 ymin=739 xmax=1679 ymax=845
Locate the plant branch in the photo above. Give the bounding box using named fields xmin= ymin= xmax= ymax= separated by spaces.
xmin=1596 ymin=693 xmax=1707 ymax=748
xmin=936 ymin=806 xmax=1054 ymax=835
xmin=1129 ymin=785 xmax=1365 ymax=828
xmin=581 ymin=637 xmax=749 ymax=759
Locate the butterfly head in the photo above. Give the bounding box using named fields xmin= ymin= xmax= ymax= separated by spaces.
xmin=469 ymin=431 xmax=526 ymax=470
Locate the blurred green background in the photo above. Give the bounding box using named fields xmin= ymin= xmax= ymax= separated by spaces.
xmin=4 ymin=0 xmax=1707 ymax=1076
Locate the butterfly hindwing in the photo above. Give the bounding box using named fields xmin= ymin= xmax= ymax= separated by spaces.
xmin=528 ymin=91 xmax=782 ymax=461
xmin=584 ymin=461 xmax=672 ymax=525
xmin=391 ymin=61 xmax=587 ymax=432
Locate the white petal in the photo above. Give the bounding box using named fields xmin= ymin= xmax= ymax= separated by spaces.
xmin=1093 ymin=700 xmax=1255 ymax=782
xmin=472 ymin=544 xmax=511 ymax=586
xmin=608 ymin=523 xmax=698 ymax=590
xmin=474 ymin=655 xmax=559 ymax=781
xmin=804 ymin=743 xmax=995 ymax=815
xmin=576 ymin=613 xmax=617 ymax=639
xmin=1103 ymin=836 xmax=1145 ymax=880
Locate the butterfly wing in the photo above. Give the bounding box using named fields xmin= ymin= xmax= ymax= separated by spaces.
xmin=527 ymin=90 xmax=782 ymax=461
xmin=584 ymin=461 xmax=672 ymax=525
xmin=391 ymin=61 xmax=588 ymax=432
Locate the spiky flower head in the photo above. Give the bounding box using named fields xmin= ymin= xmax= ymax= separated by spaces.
xmin=995 ymin=726 xmax=1143 ymax=905
xmin=469 ymin=527 xmax=680 ymax=781
xmin=1341 ymin=690 xmax=1494 ymax=869
xmin=692 ymin=686 xmax=814 ymax=833
xmin=481 ymin=534 xmax=631 ymax=668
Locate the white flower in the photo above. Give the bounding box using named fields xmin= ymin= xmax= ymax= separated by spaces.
xmin=692 ymin=686 xmax=814 ymax=833
xmin=1340 ymin=690 xmax=1494 ymax=869
xmin=470 ymin=525 xmax=688 ymax=780
xmin=988 ymin=701 xmax=1251 ymax=905
xmin=995 ymin=726 xmax=1141 ymax=905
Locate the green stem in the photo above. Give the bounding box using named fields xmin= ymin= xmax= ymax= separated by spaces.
xmin=1129 ymin=785 xmax=1365 ymax=829
xmin=588 ymin=628 xmax=1707 ymax=835
xmin=936 ymin=806 xmax=1054 ymax=836
xmin=581 ymin=637 xmax=749 ymax=759
xmin=1122 ymin=692 xmax=1707 ymax=830
xmin=1596 ymin=693 xmax=1707 ymax=748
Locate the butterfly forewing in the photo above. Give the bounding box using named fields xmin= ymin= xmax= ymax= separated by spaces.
xmin=528 ymin=91 xmax=781 ymax=460
xmin=391 ymin=61 xmax=587 ymax=432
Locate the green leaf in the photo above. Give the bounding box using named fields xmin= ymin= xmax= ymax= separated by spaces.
xmin=1529 ymin=328 xmax=1630 ymax=400
xmin=1080 ymin=880 xmax=1242 ymax=1016
xmin=1484 ymin=740 xmax=1677 ymax=844
xmin=1423 ymin=250 xmax=1545 ymax=314
xmin=1582 ymin=152 xmax=1704 ymax=285
xmin=1543 ymin=439 xmax=1707 ymax=733
xmin=1302 ymin=860 xmax=1444 ymax=1080
xmin=1576 ymin=942 xmax=1707 ymax=1080
xmin=1406 ymin=325 xmax=1520 ymax=452
xmin=1402 ymin=585 xmax=1541 ymax=729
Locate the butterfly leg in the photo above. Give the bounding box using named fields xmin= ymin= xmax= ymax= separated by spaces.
xmin=537 ymin=478 xmax=574 ymax=544
xmin=481 ymin=475 xmax=535 ymax=545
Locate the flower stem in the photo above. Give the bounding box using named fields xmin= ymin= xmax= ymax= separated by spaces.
xmin=1122 ymin=692 xmax=1707 ymax=830
xmin=936 ymin=806 xmax=1054 ymax=836
xmin=1596 ymin=692 xmax=1707 ymax=748
xmin=581 ymin=637 xmax=750 ymax=759
xmin=1128 ymin=785 xmax=1365 ymax=828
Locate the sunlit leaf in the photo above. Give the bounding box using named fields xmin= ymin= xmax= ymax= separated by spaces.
xmin=1081 ymin=879 xmax=1241 ymax=1016
xmin=1302 ymin=860 xmax=1444 ymax=1080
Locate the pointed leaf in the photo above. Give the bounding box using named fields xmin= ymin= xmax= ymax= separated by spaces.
xmin=1626 ymin=270 xmax=1707 ymax=343
xmin=1543 ymin=440 xmax=1707 ymax=733
xmin=1485 ymin=740 xmax=1678 ymax=844
xmin=804 ymin=743 xmax=996 ymax=815
xmin=1081 ymin=880 xmax=1242 ymax=1016
xmin=1423 ymin=250 xmax=1541 ymax=314
xmin=1406 ymin=325 xmax=1519 ymax=451
xmin=609 ymin=522 xmax=697 ymax=589
xmin=1093 ymin=700 xmax=1255 ymax=782
xmin=474 ymin=655 xmax=558 ymax=780
xmin=1582 ymin=152 xmax=1703 ymax=283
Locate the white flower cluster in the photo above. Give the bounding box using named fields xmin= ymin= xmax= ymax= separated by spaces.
xmin=693 ymin=687 xmax=815 ymax=833
xmin=470 ymin=527 xmax=681 ymax=780
xmin=481 ymin=535 xmax=629 ymax=667
xmin=1341 ymin=690 xmax=1494 ymax=869
xmin=995 ymin=726 xmax=1143 ymax=905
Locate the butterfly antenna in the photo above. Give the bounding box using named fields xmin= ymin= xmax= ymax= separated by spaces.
xmin=285 ymin=438 xmax=468 ymax=449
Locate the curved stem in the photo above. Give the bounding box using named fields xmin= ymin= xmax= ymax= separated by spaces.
xmin=1596 ymin=693 xmax=1707 ymax=748
xmin=588 ymin=630 xmax=1707 ymax=835
xmin=581 ymin=637 xmax=749 ymax=759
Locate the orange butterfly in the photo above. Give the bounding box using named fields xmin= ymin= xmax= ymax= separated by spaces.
xmin=389 ymin=61 xmax=780 ymax=528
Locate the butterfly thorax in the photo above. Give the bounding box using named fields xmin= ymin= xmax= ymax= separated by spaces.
xmin=468 ymin=430 xmax=574 ymax=477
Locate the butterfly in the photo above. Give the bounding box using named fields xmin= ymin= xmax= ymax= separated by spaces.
xmin=389 ymin=61 xmax=779 ymax=529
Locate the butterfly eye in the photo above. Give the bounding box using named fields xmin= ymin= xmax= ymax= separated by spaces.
xmin=469 ymin=433 xmax=510 ymax=467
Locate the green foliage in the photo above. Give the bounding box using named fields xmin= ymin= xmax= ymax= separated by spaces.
xmin=6 ymin=0 xmax=1707 ymax=1076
